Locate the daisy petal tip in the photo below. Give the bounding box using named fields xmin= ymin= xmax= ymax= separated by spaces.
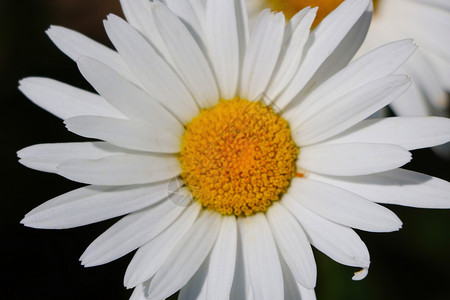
xmin=389 ymin=215 xmax=403 ymax=232
xmin=18 ymin=158 xmax=33 ymax=170
xmin=352 ymin=268 xmax=369 ymax=281
xmin=45 ymin=25 xmax=58 ymax=36
xmin=17 ymin=78 xmax=27 ymax=88
xmin=20 ymin=216 xmax=28 ymax=226
xmin=80 ymin=260 xmax=96 ymax=268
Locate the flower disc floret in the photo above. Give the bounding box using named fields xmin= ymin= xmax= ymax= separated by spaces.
xmin=179 ymin=98 xmax=298 ymax=217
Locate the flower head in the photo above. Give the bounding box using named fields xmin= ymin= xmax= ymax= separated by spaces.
xmin=18 ymin=0 xmax=450 ymax=299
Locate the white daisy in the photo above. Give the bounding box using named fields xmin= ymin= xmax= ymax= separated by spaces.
xmin=18 ymin=0 xmax=450 ymax=299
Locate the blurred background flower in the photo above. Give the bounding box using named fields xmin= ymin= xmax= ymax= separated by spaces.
xmin=1 ymin=1 xmax=449 ymax=299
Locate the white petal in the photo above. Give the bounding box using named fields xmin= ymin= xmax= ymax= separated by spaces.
xmin=46 ymin=25 xmax=139 ymax=85
xmin=288 ymin=178 xmax=402 ymax=232
xmin=164 ymin=0 xmax=205 ymax=48
xmin=352 ymin=268 xmax=369 ymax=281
xmin=17 ymin=142 xmax=122 ymax=173
xmin=282 ymin=194 xmax=370 ymax=269
xmin=104 ymin=14 xmax=199 ymax=124
xmin=80 ymin=192 xmax=190 ymax=267
xmin=76 ymin=56 xmax=182 ymax=129
xmin=389 ymin=81 xmax=431 ymax=116
xmin=150 ymin=2 xmax=219 ymax=108
xmin=229 ymin=231 xmax=253 ymax=300
xmin=380 ymin=0 xmax=450 ymax=60
xmin=18 ymin=78 xmax=123 ymax=120
xmin=425 ymin=49 xmax=450 ymax=92
xmin=298 ymin=143 xmax=411 ymax=176
xmin=285 ymin=39 xmax=417 ymax=126
xmin=21 ymin=181 xmax=174 ymax=229
xmin=417 ymin=0 xmax=450 ymax=10
xmin=275 ymin=0 xmax=371 ymax=109
xmin=205 ymin=0 xmax=248 ymax=99
xmin=266 ymin=203 xmax=316 ymax=289
xmin=299 ymin=286 xmax=317 ymax=300
xmin=432 ymin=142 xmax=450 ymax=160
xmin=239 ymin=213 xmax=283 ymax=300
xmin=124 ymin=202 xmax=201 ymax=288
xmin=65 ymin=116 xmax=181 ymax=153
xmin=240 ymin=9 xmax=285 ymax=101
xmin=309 ymin=169 xmax=450 ymax=209
xmin=292 ymin=75 xmax=411 ymax=146
xmin=322 ymin=117 xmax=450 ymax=150
xmin=130 ymin=284 xmax=146 ymax=300
xmin=299 ymin=4 xmax=373 ymax=90
xmin=206 ymin=216 xmax=237 ymax=300
xmin=119 ymin=0 xmax=174 ymax=66
xmin=147 ymin=211 xmax=221 ymax=300
xmin=280 ymin=257 xmax=317 ymax=300
xmin=401 ymin=51 xmax=447 ymax=112
xmin=178 ymin=258 xmax=208 ymax=300
xmin=266 ymin=8 xmax=317 ymax=99
xmin=56 ymin=153 xmax=181 ymax=185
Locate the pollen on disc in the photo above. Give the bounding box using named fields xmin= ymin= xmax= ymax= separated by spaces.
xmin=179 ymin=98 xmax=298 ymax=217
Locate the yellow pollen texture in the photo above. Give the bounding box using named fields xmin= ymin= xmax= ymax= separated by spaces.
xmin=179 ymin=98 xmax=298 ymax=217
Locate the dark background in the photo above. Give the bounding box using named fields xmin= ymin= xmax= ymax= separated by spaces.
xmin=1 ymin=0 xmax=449 ymax=299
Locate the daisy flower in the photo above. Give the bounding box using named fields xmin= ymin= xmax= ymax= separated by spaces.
xmin=247 ymin=0 xmax=450 ymax=157
xmin=18 ymin=0 xmax=450 ymax=299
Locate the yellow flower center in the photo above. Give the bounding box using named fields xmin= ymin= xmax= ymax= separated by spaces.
xmin=266 ymin=0 xmax=379 ymax=26
xmin=179 ymin=98 xmax=298 ymax=217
